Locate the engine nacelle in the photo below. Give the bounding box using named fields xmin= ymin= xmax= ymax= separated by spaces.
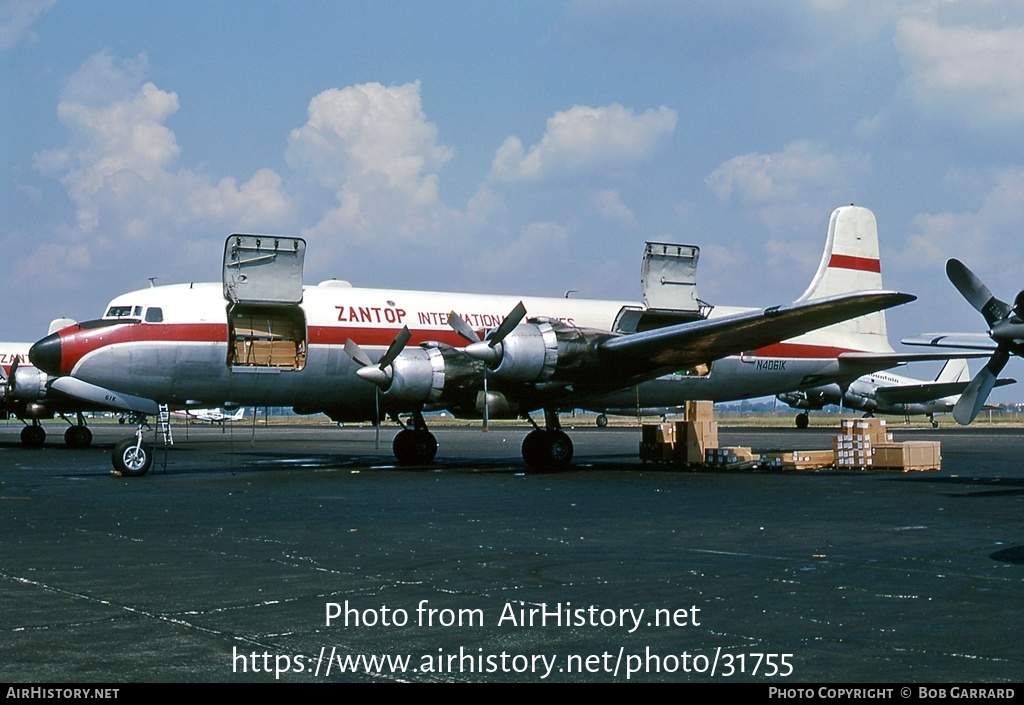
xmin=380 ymin=343 xmax=483 ymax=406
xmin=11 ymin=367 xmax=48 ymax=402
xmin=22 ymin=402 xmax=54 ymax=420
xmin=481 ymin=318 xmax=610 ymax=385
xmin=446 ymin=391 xmax=520 ymax=420
xmin=777 ymin=384 xmax=841 ymax=411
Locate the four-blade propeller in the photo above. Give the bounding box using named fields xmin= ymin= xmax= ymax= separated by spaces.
xmin=945 ymin=259 xmax=1024 ymax=424
xmin=448 ymin=301 xmax=527 ymax=430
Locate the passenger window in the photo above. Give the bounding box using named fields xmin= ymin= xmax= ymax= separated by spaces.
xmin=145 ymin=307 xmax=163 ymax=323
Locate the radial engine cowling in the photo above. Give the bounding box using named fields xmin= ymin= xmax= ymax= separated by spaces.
xmin=11 ymin=367 xmax=48 ymax=403
xmin=378 ymin=343 xmax=483 ymax=406
xmin=469 ymin=318 xmax=611 ymax=385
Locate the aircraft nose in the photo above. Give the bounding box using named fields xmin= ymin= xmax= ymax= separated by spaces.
xmin=29 ymin=332 xmax=62 ymax=376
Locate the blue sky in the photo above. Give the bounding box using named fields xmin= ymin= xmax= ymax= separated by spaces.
xmin=3 ymin=1 xmax=1024 ymax=401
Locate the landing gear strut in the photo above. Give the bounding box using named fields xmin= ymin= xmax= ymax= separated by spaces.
xmin=112 ymin=416 xmax=153 ymax=477
xmin=522 ymin=409 xmax=573 ymax=470
xmin=392 ymin=410 xmax=438 ymax=465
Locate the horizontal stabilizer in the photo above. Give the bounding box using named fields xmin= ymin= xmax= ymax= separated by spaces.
xmin=901 ymin=334 xmax=999 ymax=351
xmin=874 ymin=378 xmax=1015 ymax=405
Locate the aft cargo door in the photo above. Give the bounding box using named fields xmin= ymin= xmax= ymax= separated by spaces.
xmin=223 ymin=235 xmax=307 ymax=370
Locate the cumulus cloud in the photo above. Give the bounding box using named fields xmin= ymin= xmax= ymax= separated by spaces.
xmin=898 ymin=168 xmax=1024 ymax=276
xmin=705 ymin=140 xmax=856 ymax=206
xmin=286 ymin=81 xmax=457 ymax=241
xmin=0 ymin=0 xmax=56 ymax=50
xmin=895 ymin=17 xmax=1024 ymax=126
xmin=33 ymin=50 xmax=292 ymax=242
xmin=489 ymin=103 xmax=677 ymax=182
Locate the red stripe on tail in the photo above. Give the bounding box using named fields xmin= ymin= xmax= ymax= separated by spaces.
xmin=828 ymin=253 xmax=881 ymax=273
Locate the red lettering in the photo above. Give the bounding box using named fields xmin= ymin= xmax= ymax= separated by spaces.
xmin=336 ymin=306 xmax=347 ymax=322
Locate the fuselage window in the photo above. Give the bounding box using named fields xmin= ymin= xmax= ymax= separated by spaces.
xmin=145 ymin=307 xmax=164 ymax=323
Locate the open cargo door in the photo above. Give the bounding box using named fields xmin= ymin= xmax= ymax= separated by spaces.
xmin=616 ymin=242 xmax=711 ymax=334
xmin=222 ymin=235 xmax=307 ymax=370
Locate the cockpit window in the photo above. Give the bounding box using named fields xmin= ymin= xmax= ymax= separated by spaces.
xmin=106 ymin=305 xmax=138 ymax=318
xmin=144 ymin=307 xmax=163 ymax=323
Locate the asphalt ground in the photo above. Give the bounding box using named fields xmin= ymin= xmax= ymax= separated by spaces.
xmin=0 ymin=419 xmax=1021 ymax=684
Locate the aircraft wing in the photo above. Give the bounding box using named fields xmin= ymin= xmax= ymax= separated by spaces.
xmin=900 ymin=333 xmax=999 ymax=351
xmin=874 ymin=378 xmax=1016 ymax=405
xmin=597 ymin=290 xmax=914 ymax=383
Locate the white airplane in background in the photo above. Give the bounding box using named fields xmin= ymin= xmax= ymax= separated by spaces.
xmin=0 ymin=318 xmax=103 ymax=448
xmin=776 ymin=357 xmax=1016 ymax=428
xmin=171 ymin=406 xmax=246 ymax=424
xmin=29 ymin=206 xmax=918 ymax=476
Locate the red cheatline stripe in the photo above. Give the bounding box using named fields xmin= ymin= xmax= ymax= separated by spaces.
xmin=828 ymin=254 xmax=880 ymax=273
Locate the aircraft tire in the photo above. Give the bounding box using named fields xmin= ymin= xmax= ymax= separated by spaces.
xmin=596 ymin=414 xmax=608 ymax=428
xmin=64 ymin=426 xmax=93 ymax=449
xmin=113 ymin=439 xmax=153 ymax=477
xmin=522 ymin=429 xmax=573 ymax=470
xmin=393 ymin=429 xmax=437 ymax=465
xmin=20 ymin=425 xmax=46 ymax=449
xmin=795 ymin=412 xmax=809 ymax=429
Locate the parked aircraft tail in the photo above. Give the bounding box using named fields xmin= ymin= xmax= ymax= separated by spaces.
xmin=935 ymin=358 xmax=969 ymax=385
xmin=794 ymin=205 xmax=893 ymax=354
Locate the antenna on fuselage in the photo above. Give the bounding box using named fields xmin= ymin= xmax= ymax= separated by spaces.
xmin=148 ymin=277 xmax=158 ymax=288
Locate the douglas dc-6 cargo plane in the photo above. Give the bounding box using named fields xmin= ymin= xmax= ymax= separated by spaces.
xmin=29 ymin=206 xmax=918 ymax=476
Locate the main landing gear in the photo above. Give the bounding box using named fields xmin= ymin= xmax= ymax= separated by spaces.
xmin=521 ymin=409 xmax=573 ymax=471
xmin=795 ymin=412 xmax=809 ymax=429
xmin=392 ymin=410 xmax=438 ymax=465
xmin=17 ymin=413 xmax=93 ymax=449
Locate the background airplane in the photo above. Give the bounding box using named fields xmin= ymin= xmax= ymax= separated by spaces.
xmin=171 ymin=406 xmax=246 ymax=425
xmin=903 ymin=258 xmax=1024 ymax=424
xmin=28 ymin=215 xmax=914 ymax=476
xmin=0 ymin=318 xmax=103 ymax=448
xmin=776 ymin=357 xmax=1016 ymax=428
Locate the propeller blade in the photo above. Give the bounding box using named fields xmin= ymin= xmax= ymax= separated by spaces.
xmin=952 ymin=347 xmax=1010 ymax=425
xmin=379 ymin=326 xmax=411 ymax=370
xmin=946 ymin=259 xmax=1011 ymax=328
xmin=485 ymin=301 xmax=527 ymax=347
xmin=344 ymin=339 xmax=372 ymax=367
xmin=448 ymin=311 xmax=481 ymax=344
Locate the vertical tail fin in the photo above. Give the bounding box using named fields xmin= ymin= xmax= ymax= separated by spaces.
xmin=935 ymin=358 xmax=969 ymax=384
xmin=794 ymin=205 xmax=893 ymax=353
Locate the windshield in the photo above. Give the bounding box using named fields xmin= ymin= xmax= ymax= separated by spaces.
xmin=105 ymin=305 xmax=142 ymax=319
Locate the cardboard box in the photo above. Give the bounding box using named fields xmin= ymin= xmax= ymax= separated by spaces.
xmin=761 ymin=449 xmax=835 ymax=471
xmin=674 ymin=420 xmax=718 ymax=464
xmin=705 ymin=446 xmax=759 ymax=469
xmin=872 ymin=441 xmax=941 ymax=471
xmin=683 ymin=400 xmax=714 ymax=423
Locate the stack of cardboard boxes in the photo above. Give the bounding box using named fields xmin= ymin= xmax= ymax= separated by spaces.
xmin=639 ymin=401 xmax=718 ymax=466
xmin=833 ymin=418 xmax=941 ymax=471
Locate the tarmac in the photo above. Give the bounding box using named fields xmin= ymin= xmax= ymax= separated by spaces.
xmin=0 ymin=418 xmax=1021 ymax=684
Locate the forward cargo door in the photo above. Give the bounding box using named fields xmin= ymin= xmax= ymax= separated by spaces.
xmin=222 ymin=235 xmax=307 ymax=370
